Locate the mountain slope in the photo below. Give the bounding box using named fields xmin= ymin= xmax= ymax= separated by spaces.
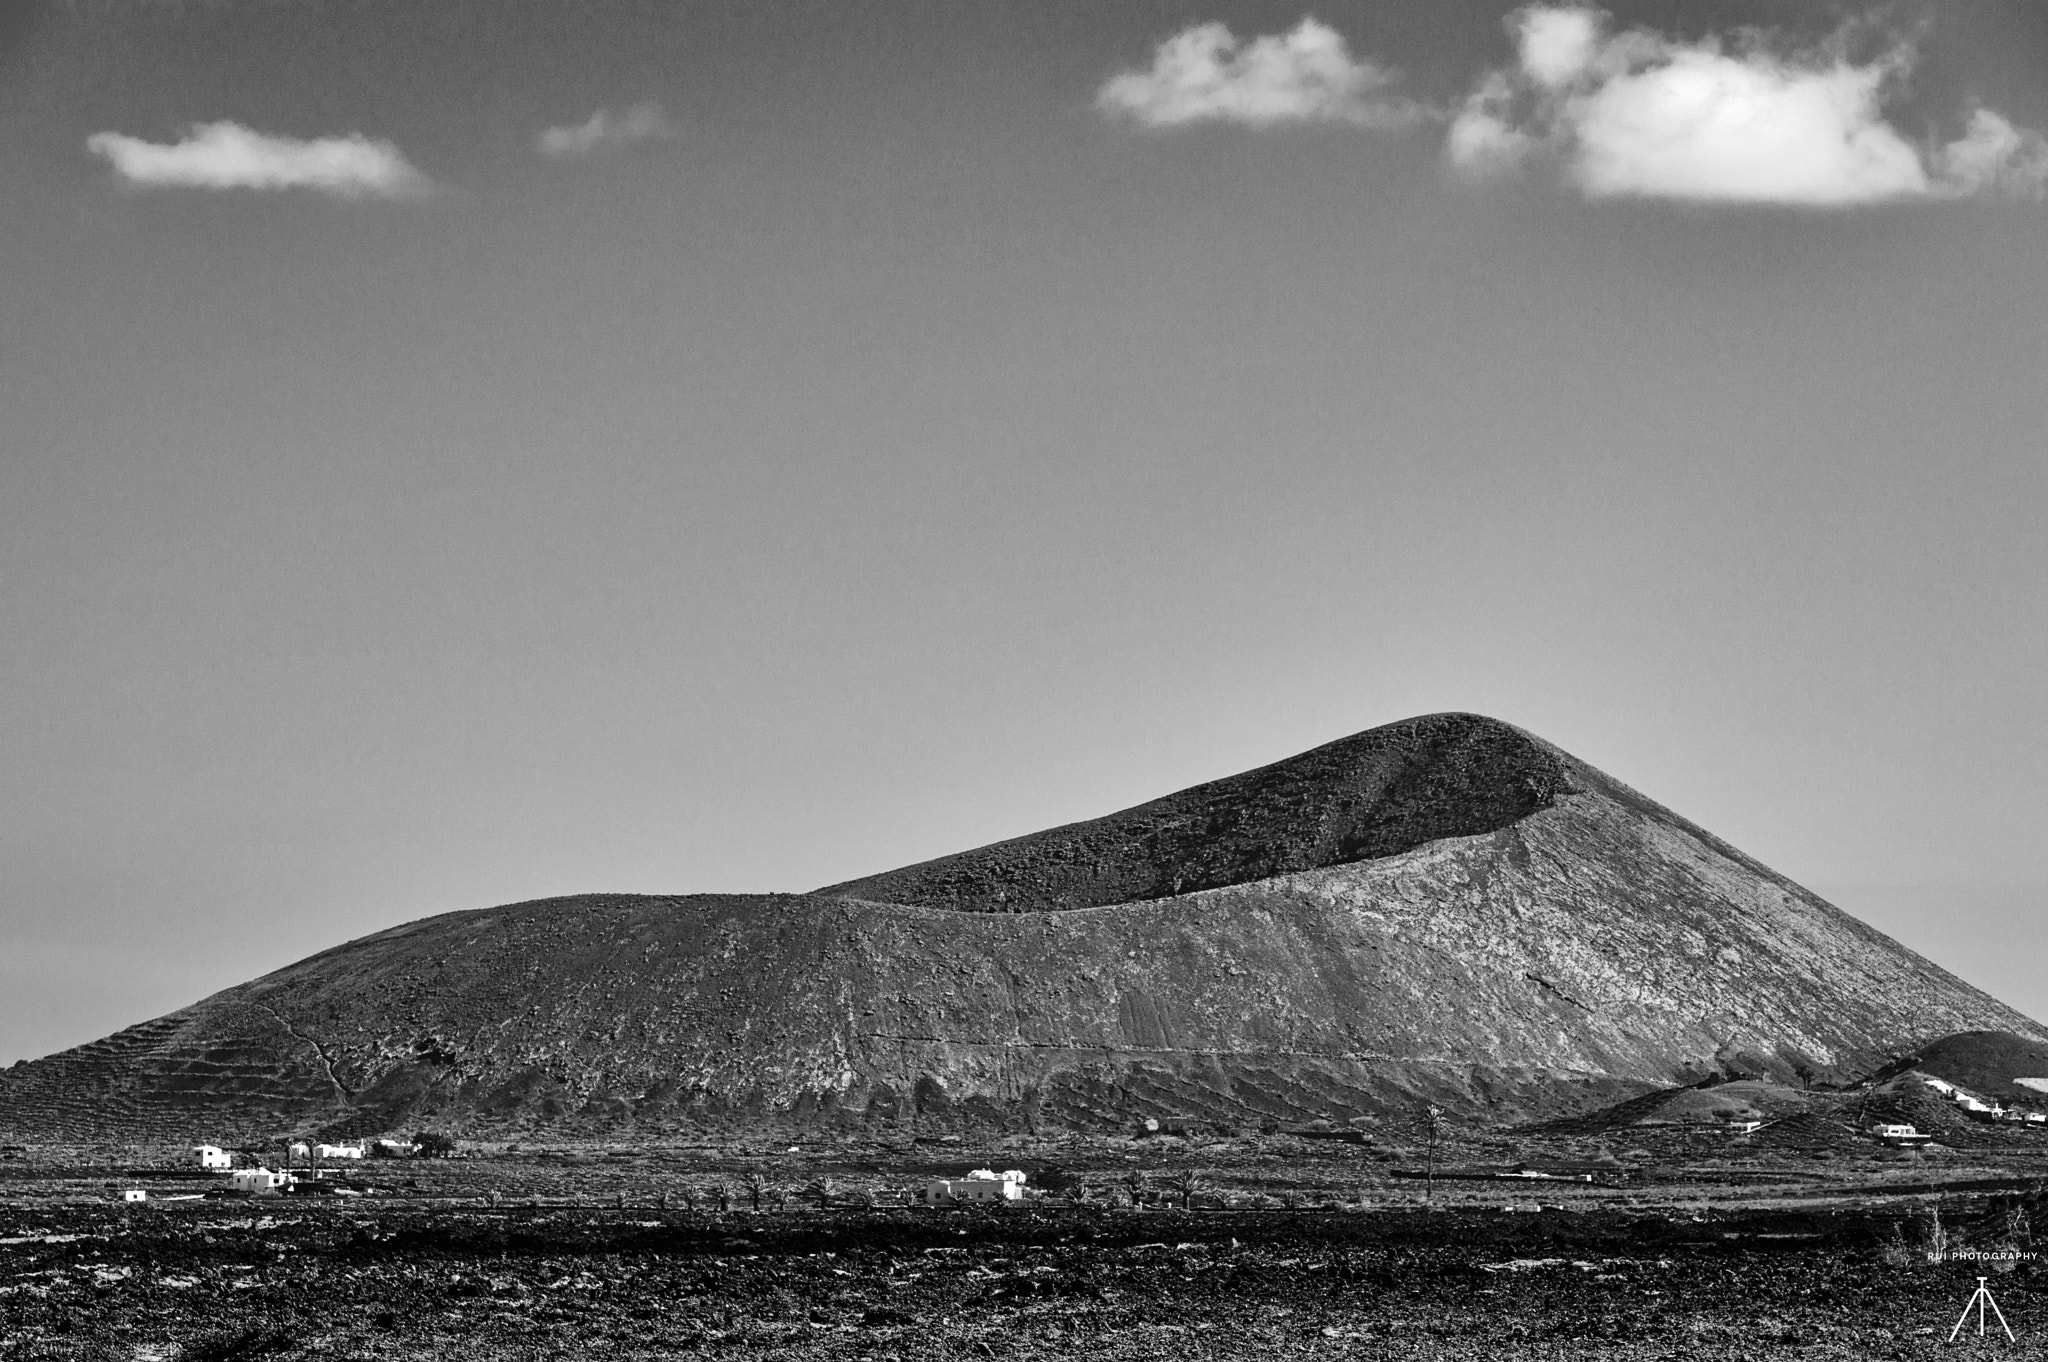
xmin=0 ymin=713 xmax=2036 ymax=1141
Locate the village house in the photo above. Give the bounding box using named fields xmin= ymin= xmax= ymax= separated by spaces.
xmin=228 ymin=1167 xmax=292 ymax=1196
xmin=313 ymin=1143 xmax=365 ymax=1160
xmin=917 ymin=1169 xmax=1028 ymax=1204
xmin=1872 ymin=1122 xmax=1931 ymax=1147
xmin=193 ymin=1145 xmax=231 ymax=1169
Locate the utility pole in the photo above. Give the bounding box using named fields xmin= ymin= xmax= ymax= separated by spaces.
xmin=1423 ymin=1104 xmax=1442 ymax=1205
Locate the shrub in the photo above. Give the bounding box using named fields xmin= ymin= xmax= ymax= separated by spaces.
xmin=412 ymin=1131 xmax=457 ymax=1159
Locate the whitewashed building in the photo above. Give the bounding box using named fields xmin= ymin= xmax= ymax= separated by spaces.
xmin=313 ymin=1143 xmax=364 ymax=1160
xmin=194 ymin=1145 xmax=231 ymax=1169
xmin=917 ymin=1169 xmax=1027 ymax=1205
xmin=229 ymin=1167 xmax=292 ymax=1195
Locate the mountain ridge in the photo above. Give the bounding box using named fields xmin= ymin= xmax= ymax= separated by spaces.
xmin=0 ymin=712 xmax=2036 ymax=1142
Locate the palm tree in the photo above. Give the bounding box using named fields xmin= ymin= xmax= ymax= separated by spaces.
xmin=743 ymin=1172 xmax=765 ymax=1212
xmin=1165 ymin=1168 xmax=1203 ymax=1210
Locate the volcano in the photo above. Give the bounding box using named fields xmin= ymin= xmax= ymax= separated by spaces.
xmin=0 ymin=713 xmax=2035 ymax=1141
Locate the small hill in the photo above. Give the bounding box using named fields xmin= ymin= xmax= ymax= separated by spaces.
xmin=1884 ymin=1031 xmax=2048 ymax=1105
xmin=0 ymin=713 xmax=2039 ymax=1142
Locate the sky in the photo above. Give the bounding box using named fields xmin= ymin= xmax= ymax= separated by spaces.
xmin=4 ymin=0 xmax=2047 ymax=1065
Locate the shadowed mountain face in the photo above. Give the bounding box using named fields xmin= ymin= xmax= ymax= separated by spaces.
xmin=1 ymin=713 xmax=2038 ymax=1142
xmin=816 ymin=714 xmax=1569 ymax=911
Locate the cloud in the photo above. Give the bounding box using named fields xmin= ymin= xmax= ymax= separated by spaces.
xmin=1448 ymin=6 xmax=2048 ymax=205
xmin=536 ymin=102 xmax=678 ymax=158
xmin=1097 ymin=18 xmax=1424 ymax=130
xmin=85 ymin=121 xmax=431 ymax=199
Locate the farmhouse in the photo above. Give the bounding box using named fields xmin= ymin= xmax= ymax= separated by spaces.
xmin=228 ymin=1167 xmax=292 ymax=1195
xmin=193 ymin=1145 xmax=230 ymax=1169
xmin=1872 ymin=1123 xmax=1931 ymax=1147
xmin=313 ymin=1143 xmax=364 ymax=1160
xmin=917 ymin=1169 xmax=1027 ymax=1205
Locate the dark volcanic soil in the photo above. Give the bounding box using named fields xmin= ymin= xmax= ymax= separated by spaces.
xmin=816 ymin=713 xmax=1569 ymax=912
xmin=1 ymin=1199 xmax=2040 ymax=1361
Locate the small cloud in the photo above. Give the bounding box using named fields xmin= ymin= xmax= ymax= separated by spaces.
xmin=1934 ymin=109 xmax=2048 ymax=200
xmin=536 ymin=102 xmax=678 ymax=158
xmin=85 ymin=121 xmax=431 ymax=199
xmin=1097 ymin=18 xmax=1425 ymax=130
xmin=1448 ymin=5 xmax=2048 ymax=206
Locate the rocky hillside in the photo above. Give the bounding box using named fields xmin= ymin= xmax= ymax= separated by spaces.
xmin=0 ymin=713 xmax=2037 ymax=1141
xmin=816 ymin=713 xmax=1568 ymax=911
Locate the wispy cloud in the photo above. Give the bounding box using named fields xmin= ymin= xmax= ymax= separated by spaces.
xmin=85 ymin=121 xmax=431 ymax=199
xmin=1097 ymin=18 xmax=1425 ymax=130
xmin=1448 ymin=6 xmax=2048 ymax=205
xmin=536 ymin=102 xmax=678 ymax=158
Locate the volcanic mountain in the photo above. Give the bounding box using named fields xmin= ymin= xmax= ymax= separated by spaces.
xmin=1 ymin=713 xmax=2037 ymax=1142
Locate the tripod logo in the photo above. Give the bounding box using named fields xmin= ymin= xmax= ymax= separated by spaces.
xmin=1950 ymin=1276 xmax=2016 ymax=1344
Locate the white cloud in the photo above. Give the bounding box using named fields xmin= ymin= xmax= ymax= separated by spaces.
xmin=537 ymin=102 xmax=678 ymax=158
xmin=85 ymin=121 xmax=431 ymax=199
xmin=1935 ymin=109 xmax=2048 ymax=200
xmin=1448 ymin=6 xmax=2048 ymax=205
xmin=1515 ymin=6 xmax=1601 ymax=92
xmin=1097 ymin=18 xmax=1423 ymax=130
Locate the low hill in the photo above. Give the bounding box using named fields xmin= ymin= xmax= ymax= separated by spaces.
xmin=0 ymin=713 xmax=2037 ymax=1142
xmin=1883 ymin=1031 xmax=2048 ymax=1104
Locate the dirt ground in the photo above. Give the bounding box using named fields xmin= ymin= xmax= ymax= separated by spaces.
xmin=2 ymin=1135 xmax=2043 ymax=1360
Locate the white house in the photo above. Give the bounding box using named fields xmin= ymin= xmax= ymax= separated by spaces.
xmin=313 ymin=1143 xmax=364 ymax=1160
xmin=194 ymin=1145 xmax=231 ymax=1170
xmin=1873 ymin=1123 xmax=1931 ymax=1146
xmin=122 ymin=1189 xmax=148 ymax=1202
xmin=372 ymin=1138 xmax=418 ymax=1157
xmin=917 ymin=1169 xmax=1027 ymax=1205
xmin=229 ymin=1167 xmax=292 ymax=1195
xmin=286 ymin=1142 xmax=311 ymax=1163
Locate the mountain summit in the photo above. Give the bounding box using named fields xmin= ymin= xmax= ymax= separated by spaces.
xmin=1 ymin=713 xmax=2035 ymax=1140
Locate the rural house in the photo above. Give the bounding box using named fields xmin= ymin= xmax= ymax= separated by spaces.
xmin=193 ymin=1145 xmax=230 ymax=1169
xmin=918 ymin=1169 xmax=1028 ymax=1204
xmin=228 ymin=1167 xmax=292 ymax=1195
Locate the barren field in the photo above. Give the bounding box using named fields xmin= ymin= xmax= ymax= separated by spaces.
xmin=3 ymin=1133 xmax=2043 ymax=1360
